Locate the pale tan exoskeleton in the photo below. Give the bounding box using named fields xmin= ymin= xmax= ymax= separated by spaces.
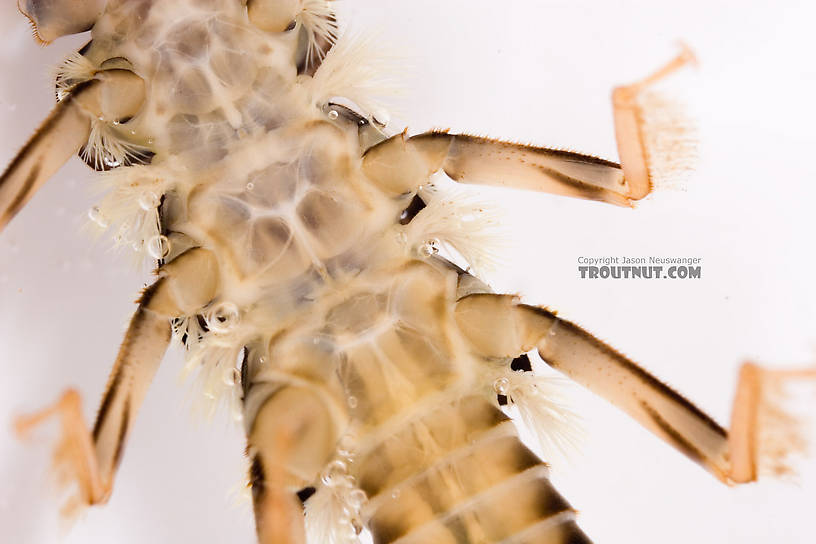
xmin=2 ymin=1 xmax=816 ymax=543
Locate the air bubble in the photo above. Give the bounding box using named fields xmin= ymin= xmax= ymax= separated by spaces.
xmin=147 ymin=137 xmax=154 ymax=144
xmin=337 ymin=434 xmax=356 ymax=456
xmin=327 ymin=109 xmax=339 ymax=121
xmin=493 ymin=377 xmax=509 ymax=395
xmin=372 ymin=107 xmax=391 ymax=127
xmin=348 ymin=489 xmax=367 ymax=509
xmin=245 ymin=181 xmax=255 ymax=191
xmin=417 ymin=239 xmax=439 ymax=258
xmin=347 ymin=396 xmax=358 ymax=409
xmin=206 ymin=301 xmax=240 ymax=334
xmin=146 ymin=234 xmax=171 ymax=259
xmin=139 ymin=191 xmax=160 ymax=210
xmin=88 ymin=206 xmax=108 ymax=228
xmin=259 ymin=356 xmax=267 ymax=365
xmin=391 ymin=489 xmax=400 ymax=499
xmin=321 ymin=460 xmax=348 ymax=486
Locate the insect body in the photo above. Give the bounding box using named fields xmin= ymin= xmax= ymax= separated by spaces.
xmin=1 ymin=1 xmax=814 ymax=543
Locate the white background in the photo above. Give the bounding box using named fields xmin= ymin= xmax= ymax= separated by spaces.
xmin=2 ymin=1 xmax=816 ymax=543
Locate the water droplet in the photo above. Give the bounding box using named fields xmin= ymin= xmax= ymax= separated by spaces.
xmin=139 ymin=191 xmax=160 ymax=210
xmin=417 ymin=239 xmax=439 ymax=258
xmin=391 ymin=489 xmax=401 ymax=499
xmin=130 ymin=129 xmax=137 ymax=135
xmin=131 ymin=241 xmax=143 ymax=252
xmin=245 ymin=181 xmax=255 ymax=191
xmin=493 ymin=377 xmax=509 ymax=395
xmin=347 ymin=396 xmax=358 ymax=409
xmin=147 ymin=137 xmax=154 ymax=144
xmin=112 ymin=120 xmax=120 ymax=126
xmin=206 ymin=301 xmax=240 ymax=334
xmin=259 ymin=356 xmax=267 ymax=365
xmin=88 ymin=206 xmax=108 ymax=228
xmin=327 ymin=109 xmax=339 ymax=121
xmin=146 ymin=234 xmax=171 ymax=259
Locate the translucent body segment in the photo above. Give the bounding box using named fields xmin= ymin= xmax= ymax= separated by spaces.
xmin=334 ymin=348 xmax=586 ymax=544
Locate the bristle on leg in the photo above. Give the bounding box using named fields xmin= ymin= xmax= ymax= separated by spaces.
xmin=729 ymin=363 xmax=816 ymax=482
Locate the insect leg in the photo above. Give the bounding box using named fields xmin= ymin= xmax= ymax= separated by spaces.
xmin=454 ymin=294 xmax=815 ymax=484
xmin=19 ymin=0 xmax=106 ymax=44
xmin=0 ymin=69 xmax=145 ymax=233
xmin=246 ymin=384 xmax=340 ymax=544
xmin=362 ymin=48 xmax=696 ymax=206
xmin=612 ymin=45 xmax=697 ymax=199
xmin=14 ymin=248 xmax=219 ymax=512
xmin=362 ymin=130 xmax=633 ymax=206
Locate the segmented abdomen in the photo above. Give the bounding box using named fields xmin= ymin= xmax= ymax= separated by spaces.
xmin=247 ymin=259 xmax=590 ymax=543
xmin=355 ymin=396 xmax=590 ymax=543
